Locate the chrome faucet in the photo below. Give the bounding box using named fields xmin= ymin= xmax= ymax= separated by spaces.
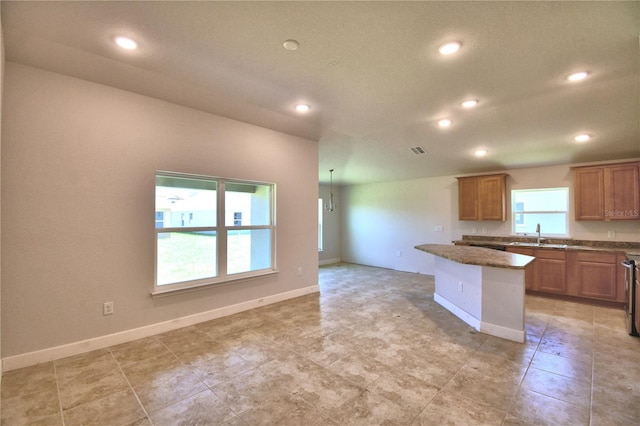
xmin=536 ymin=223 xmax=541 ymax=244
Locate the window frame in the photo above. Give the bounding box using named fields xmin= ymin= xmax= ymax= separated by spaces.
xmin=510 ymin=187 xmax=569 ymax=237
xmin=154 ymin=171 xmax=277 ymax=296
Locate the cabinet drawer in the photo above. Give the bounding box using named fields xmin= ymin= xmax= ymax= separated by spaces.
xmin=534 ymin=249 xmax=566 ymax=260
xmin=574 ymin=251 xmax=617 ymax=264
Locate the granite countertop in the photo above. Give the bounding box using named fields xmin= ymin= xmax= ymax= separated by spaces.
xmin=415 ymin=244 xmax=535 ymax=270
xmin=454 ymin=236 xmax=640 ymax=256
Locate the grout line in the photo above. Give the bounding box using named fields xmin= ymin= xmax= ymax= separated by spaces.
xmin=156 ymin=325 xmax=269 ymax=422
xmin=108 ymin=347 xmax=155 ymax=426
xmin=52 ymin=362 xmax=66 ymax=426
xmin=588 ymin=321 xmax=596 ymax=426
xmin=10 ymin=264 xmax=625 ymax=425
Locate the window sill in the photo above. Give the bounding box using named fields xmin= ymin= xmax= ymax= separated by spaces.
xmin=151 ymin=270 xmax=279 ymax=298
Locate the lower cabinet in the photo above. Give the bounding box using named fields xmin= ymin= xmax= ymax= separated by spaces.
xmin=507 ymin=247 xmax=626 ymax=304
xmin=534 ymin=249 xmax=567 ymax=294
xmin=567 ymin=251 xmax=626 ymax=303
xmin=506 ymin=247 xmax=566 ymax=292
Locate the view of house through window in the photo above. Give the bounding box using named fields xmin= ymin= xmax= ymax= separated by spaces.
xmin=511 ymin=187 xmax=569 ymax=236
xmin=155 ymin=172 xmax=275 ymax=292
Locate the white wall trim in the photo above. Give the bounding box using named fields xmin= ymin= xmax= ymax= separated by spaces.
xmin=434 ymin=292 xmax=480 ymax=330
xmin=319 ymin=258 xmax=341 ymax=266
xmin=480 ymin=321 xmax=526 ymax=343
xmin=2 ymin=284 xmax=319 ymax=372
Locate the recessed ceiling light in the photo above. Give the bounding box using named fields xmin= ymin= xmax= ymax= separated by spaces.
xmin=283 ymin=39 xmax=299 ymax=51
xmin=574 ymin=134 xmax=591 ymax=142
xmin=461 ymin=99 xmax=479 ymax=108
xmin=438 ymin=118 xmax=452 ymax=128
xmin=474 ymin=149 xmax=488 ymax=157
xmin=295 ymin=104 xmax=310 ymax=113
xmin=567 ymin=71 xmax=589 ymax=82
xmin=439 ymin=41 xmax=461 ymax=55
xmin=114 ymin=36 xmax=137 ymax=50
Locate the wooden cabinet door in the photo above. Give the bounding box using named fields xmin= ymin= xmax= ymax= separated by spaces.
xmin=457 ymin=177 xmax=478 ymax=220
xmin=572 ymin=252 xmax=618 ymax=300
xmin=604 ymin=163 xmax=640 ymax=220
xmin=567 ymin=252 xmax=626 ymax=303
xmin=574 ymin=162 xmax=640 ymax=221
xmin=574 ymin=167 xmax=605 ymax=220
xmin=479 ymin=175 xmax=506 ymax=221
xmin=457 ymin=174 xmax=506 ymax=221
xmin=534 ymin=249 xmax=566 ymax=294
xmin=635 ymin=264 xmax=640 ymax=332
xmin=506 ymin=247 xmax=535 ymax=290
xmin=537 ymin=258 xmax=567 ymax=293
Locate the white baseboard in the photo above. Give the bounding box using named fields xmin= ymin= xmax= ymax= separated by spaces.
xmin=434 ymin=293 xmax=525 ymax=343
xmin=2 ymin=284 xmax=320 ymax=372
xmin=434 ymin=292 xmax=480 ymax=330
xmin=480 ymin=321 xmax=526 ymax=343
xmin=319 ymin=258 xmax=341 ymax=266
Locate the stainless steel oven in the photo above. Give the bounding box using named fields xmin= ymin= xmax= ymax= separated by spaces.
xmin=622 ymin=258 xmax=639 ymax=337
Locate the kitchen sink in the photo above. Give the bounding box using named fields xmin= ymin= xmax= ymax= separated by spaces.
xmin=509 ymin=242 xmax=567 ymax=249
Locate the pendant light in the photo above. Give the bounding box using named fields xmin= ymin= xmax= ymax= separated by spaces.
xmin=325 ymin=169 xmax=337 ymax=212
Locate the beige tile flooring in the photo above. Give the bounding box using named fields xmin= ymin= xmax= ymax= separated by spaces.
xmin=2 ymin=263 xmax=640 ymax=425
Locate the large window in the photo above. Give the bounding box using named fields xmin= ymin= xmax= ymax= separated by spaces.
xmin=155 ymin=172 xmax=275 ymax=294
xmin=511 ymin=187 xmax=569 ymax=236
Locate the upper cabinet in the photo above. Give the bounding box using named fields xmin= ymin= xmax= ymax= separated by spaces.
xmin=573 ymin=162 xmax=640 ymax=221
xmin=456 ymin=174 xmax=507 ymax=221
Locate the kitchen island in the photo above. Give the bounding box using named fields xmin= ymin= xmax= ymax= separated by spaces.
xmin=415 ymin=244 xmax=535 ymax=343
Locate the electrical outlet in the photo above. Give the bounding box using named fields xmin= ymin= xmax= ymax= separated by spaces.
xmin=472 ymin=228 xmax=477 ymax=234
xmin=103 ymin=301 xmax=114 ymax=316
xmin=396 ymin=250 xmax=402 ymax=257
xmin=434 ymin=225 xmax=443 ymax=232
xmin=458 ymin=282 xmax=463 ymax=292
xmin=607 ymin=230 xmax=616 ymax=239
xmin=297 ymin=267 xmax=302 ymax=276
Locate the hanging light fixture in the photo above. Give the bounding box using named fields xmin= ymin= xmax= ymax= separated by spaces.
xmin=325 ymin=169 xmax=337 ymax=212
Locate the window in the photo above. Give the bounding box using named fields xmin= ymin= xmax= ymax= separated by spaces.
xmin=233 ymin=212 xmax=242 ymax=226
xmin=318 ymin=198 xmax=323 ymax=251
xmin=155 ymin=172 xmax=275 ymax=294
xmin=511 ymin=188 xmax=569 ymax=236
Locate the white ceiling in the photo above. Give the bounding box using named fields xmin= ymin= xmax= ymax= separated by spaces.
xmin=2 ymin=1 xmax=639 ymax=185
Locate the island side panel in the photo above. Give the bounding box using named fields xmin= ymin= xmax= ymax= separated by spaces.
xmin=480 ymin=266 xmax=526 ymax=343
xmin=434 ymin=256 xmax=483 ymax=328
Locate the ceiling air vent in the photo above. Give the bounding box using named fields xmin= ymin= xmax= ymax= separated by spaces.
xmin=410 ymin=146 xmax=426 ymax=155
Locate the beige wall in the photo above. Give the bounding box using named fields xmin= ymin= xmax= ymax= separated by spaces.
xmin=341 ymin=163 xmax=640 ymax=275
xmin=1 ymin=63 xmax=319 ymax=358
xmin=0 ymin=11 xmax=4 ymax=370
xmin=318 ymin=183 xmax=341 ymax=264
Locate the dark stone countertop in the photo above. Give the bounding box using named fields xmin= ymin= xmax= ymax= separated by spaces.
xmin=415 ymin=244 xmax=535 ymax=270
xmin=454 ymin=235 xmax=640 ymax=256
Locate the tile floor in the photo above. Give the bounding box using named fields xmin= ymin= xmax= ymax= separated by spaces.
xmin=2 ymin=263 xmax=639 ymax=425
